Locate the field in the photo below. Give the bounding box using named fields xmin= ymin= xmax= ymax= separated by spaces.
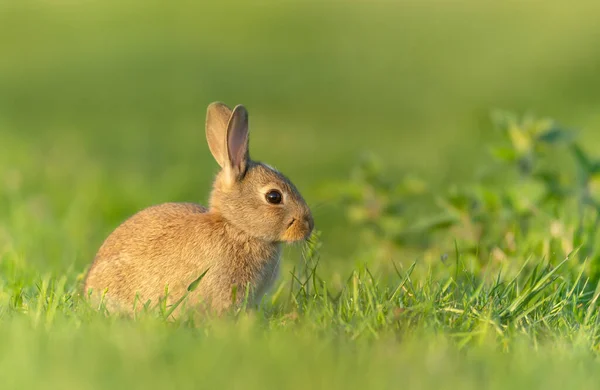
xmin=3 ymin=1 xmax=600 ymax=388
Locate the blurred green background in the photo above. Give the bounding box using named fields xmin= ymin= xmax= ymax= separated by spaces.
xmin=2 ymin=0 xmax=600 ymax=276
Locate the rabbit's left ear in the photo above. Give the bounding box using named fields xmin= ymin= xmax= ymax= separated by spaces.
xmin=205 ymin=102 xmax=232 ymax=168
xmin=224 ymin=104 xmax=250 ymax=183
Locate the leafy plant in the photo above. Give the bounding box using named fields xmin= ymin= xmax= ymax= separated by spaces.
xmin=332 ymin=111 xmax=600 ymax=282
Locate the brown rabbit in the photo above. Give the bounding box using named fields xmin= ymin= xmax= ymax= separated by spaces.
xmin=84 ymin=102 xmax=314 ymax=316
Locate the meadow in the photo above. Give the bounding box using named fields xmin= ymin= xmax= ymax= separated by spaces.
xmin=3 ymin=1 xmax=600 ymax=388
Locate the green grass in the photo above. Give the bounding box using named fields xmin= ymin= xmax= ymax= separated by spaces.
xmin=3 ymin=0 xmax=600 ymax=388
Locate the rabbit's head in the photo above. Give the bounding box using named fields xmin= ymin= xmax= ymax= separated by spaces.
xmin=205 ymin=102 xmax=314 ymax=243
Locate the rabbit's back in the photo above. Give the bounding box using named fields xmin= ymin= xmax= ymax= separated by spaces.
xmin=84 ymin=202 xmax=281 ymax=313
xmin=84 ymin=202 xmax=211 ymax=310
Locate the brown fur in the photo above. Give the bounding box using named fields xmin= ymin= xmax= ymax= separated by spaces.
xmin=84 ymin=102 xmax=314 ymax=316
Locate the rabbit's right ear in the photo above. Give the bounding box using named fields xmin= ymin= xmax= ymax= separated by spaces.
xmin=205 ymin=102 xmax=232 ymax=168
xmin=224 ymin=105 xmax=250 ymax=183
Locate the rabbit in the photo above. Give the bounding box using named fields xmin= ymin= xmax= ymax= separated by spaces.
xmin=83 ymin=102 xmax=314 ymax=316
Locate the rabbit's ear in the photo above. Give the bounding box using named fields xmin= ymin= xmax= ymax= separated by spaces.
xmin=205 ymin=102 xmax=232 ymax=168
xmin=224 ymin=104 xmax=250 ymax=183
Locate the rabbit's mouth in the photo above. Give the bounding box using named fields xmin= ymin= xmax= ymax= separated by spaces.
xmin=281 ymin=217 xmax=313 ymax=242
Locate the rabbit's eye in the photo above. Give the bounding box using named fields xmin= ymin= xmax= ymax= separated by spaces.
xmin=265 ymin=190 xmax=283 ymax=205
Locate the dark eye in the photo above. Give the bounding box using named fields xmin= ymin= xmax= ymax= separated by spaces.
xmin=265 ymin=190 xmax=283 ymax=204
